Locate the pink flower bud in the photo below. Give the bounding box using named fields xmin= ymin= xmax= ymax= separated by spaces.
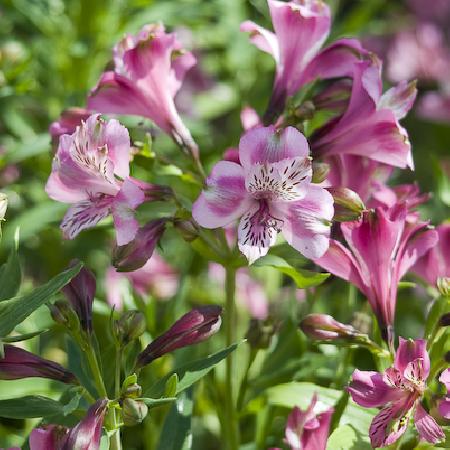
xmin=328 ymin=187 xmax=366 ymax=222
xmin=300 ymin=314 xmax=358 ymax=341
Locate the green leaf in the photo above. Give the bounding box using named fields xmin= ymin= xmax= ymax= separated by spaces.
xmin=0 ymin=395 xmax=64 ymax=418
xmin=165 ymin=373 xmax=179 ymax=398
xmin=0 ymin=262 xmax=82 ymax=337
xmin=147 ymin=343 xmax=239 ymax=397
xmin=326 ymin=424 xmax=372 ymax=450
xmin=157 ymin=389 xmax=193 ymax=450
xmin=2 ymin=329 xmax=47 ymax=343
xmin=425 ymin=295 xmax=449 ymax=340
xmin=139 ymin=397 xmax=177 ymax=409
xmin=0 ymin=248 xmax=22 ymax=302
xmin=254 ymin=255 xmax=330 ymax=288
xmin=265 ymin=382 xmax=376 ymax=438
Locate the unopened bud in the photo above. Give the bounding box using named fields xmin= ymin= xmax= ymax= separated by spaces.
xmin=439 ymin=313 xmax=450 ymax=327
xmin=311 ymin=162 xmax=330 ymax=184
xmin=245 ymin=319 xmax=276 ymax=350
xmin=300 ymin=314 xmax=359 ymax=341
xmin=173 ymin=219 xmax=199 ymax=242
xmin=123 ymin=383 xmax=142 ymax=399
xmin=122 ymin=398 xmax=148 ymax=426
xmin=295 ymin=101 xmax=315 ymax=120
xmin=115 ymin=311 xmax=146 ymax=346
xmin=49 ymin=300 xmax=80 ymax=331
xmin=437 ymin=277 xmax=450 ymax=297
xmin=328 ymin=187 xmax=365 ymax=222
xmin=0 ymin=193 xmax=7 ymax=221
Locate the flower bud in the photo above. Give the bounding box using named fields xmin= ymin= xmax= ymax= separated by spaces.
xmin=328 ymin=187 xmax=366 ymax=222
xmin=62 ymin=263 xmax=96 ymax=333
xmin=245 ymin=319 xmax=276 ymax=350
xmin=113 ymin=219 xmax=166 ymax=272
xmin=300 ymin=314 xmax=359 ymax=341
xmin=115 ymin=310 xmax=146 ymax=346
xmin=136 ymin=306 xmax=222 ymax=368
xmin=173 ymin=219 xmax=199 ymax=242
xmin=123 ymin=383 xmax=142 ymax=399
xmin=0 ymin=344 xmax=78 ymax=384
xmin=311 ymin=162 xmax=330 ymax=184
xmin=439 ymin=313 xmax=450 ymax=327
xmin=49 ymin=300 xmax=80 ymax=331
xmin=0 ymin=193 xmax=7 ymax=221
xmin=437 ymin=277 xmax=450 ymax=297
xmin=122 ymin=398 xmax=148 ymax=427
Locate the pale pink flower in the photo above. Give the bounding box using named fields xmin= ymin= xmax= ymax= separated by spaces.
xmin=315 ymin=204 xmax=438 ymax=339
xmin=284 ymin=395 xmax=333 ymax=450
xmin=46 ymin=114 xmax=160 ymax=245
xmin=49 ymin=108 xmax=92 ymax=147
xmin=438 ymin=369 xmax=450 ymax=419
xmin=312 ymin=58 xmax=417 ymax=170
xmin=193 ymin=126 xmax=334 ymax=264
xmin=241 ymin=0 xmax=368 ymax=122
xmin=349 ymin=338 xmax=445 ymax=447
xmin=417 ymin=91 xmax=450 ymax=123
xmin=88 ymin=24 xmax=198 ymax=155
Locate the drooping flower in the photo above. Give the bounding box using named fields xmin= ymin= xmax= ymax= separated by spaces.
xmin=46 ymin=114 xmax=166 ymax=245
xmin=30 ymin=399 xmax=108 ymax=450
xmin=311 ymin=58 xmax=417 ymax=170
xmin=87 ymin=24 xmax=198 ymax=156
xmin=106 ymin=253 xmax=178 ymax=309
xmin=438 ymin=369 xmax=450 ymax=419
xmin=136 ymin=306 xmax=222 ymax=368
xmin=315 ymin=205 xmax=438 ymax=340
xmin=241 ymin=0 xmax=368 ymax=122
xmin=349 ymin=338 xmax=445 ymax=447
xmin=283 ymin=395 xmax=333 ymax=450
xmin=0 ymin=344 xmax=77 ymax=384
xmin=62 ymin=263 xmax=96 ymax=333
xmin=193 ymin=126 xmax=334 ymax=264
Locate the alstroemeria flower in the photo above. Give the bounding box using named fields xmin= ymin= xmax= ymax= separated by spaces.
xmin=241 ymin=0 xmax=368 ymax=122
xmin=284 ymin=395 xmax=333 ymax=450
xmin=349 ymin=338 xmax=445 ymax=447
xmin=30 ymin=399 xmax=108 ymax=450
xmin=315 ymin=205 xmax=438 ymax=340
xmin=438 ymin=369 xmax=450 ymax=419
xmin=46 ymin=114 xmax=156 ymax=245
xmin=411 ymin=223 xmax=450 ymax=287
xmin=0 ymin=345 xmax=77 ymax=384
xmin=193 ymin=126 xmax=334 ymax=264
xmin=49 ymin=108 xmax=92 ymax=148
xmin=312 ymin=58 xmax=417 ymax=170
xmin=88 ymin=24 xmax=198 ymax=155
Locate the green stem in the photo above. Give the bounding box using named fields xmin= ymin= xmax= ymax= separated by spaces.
xmin=237 ymin=349 xmax=257 ymax=411
xmin=84 ymin=341 xmax=108 ymax=398
xmin=115 ymin=347 xmax=123 ymax=399
xmin=109 ymin=408 xmax=122 ymax=450
xmin=224 ymin=266 xmax=239 ymax=450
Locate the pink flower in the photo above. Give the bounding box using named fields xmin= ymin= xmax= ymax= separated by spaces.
xmin=438 ymin=369 xmax=450 ymax=419
xmin=284 ymin=395 xmax=333 ymax=450
xmin=87 ymin=24 xmax=198 ymax=156
xmin=30 ymin=399 xmax=108 ymax=450
xmin=241 ymin=0 xmax=367 ymax=122
xmin=49 ymin=108 xmax=92 ymax=147
xmin=349 ymin=338 xmax=445 ymax=447
xmin=417 ymin=91 xmax=450 ymax=123
xmin=46 ymin=114 xmax=152 ymax=245
xmin=315 ymin=205 xmax=438 ymax=339
xmin=193 ymin=126 xmax=334 ymax=264
xmin=312 ymin=58 xmax=417 ymax=170
xmin=411 ymin=224 xmax=450 ymax=286
xmin=106 ymin=253 xmax=179 ymax=309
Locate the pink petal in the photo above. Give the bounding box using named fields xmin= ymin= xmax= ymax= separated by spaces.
xmin=61 ymin=197 xmax=113 ymax=240
xmin=438 ymin=398 xmax=450 ymax=419
xmin=395 ymin=338 xmax=430 ymax=380
xmin=104 ymin=267 xmax=128 ymax=310
xmin=439 ymin=368 xmax=450 ymax=391
xmin=240 ymin=21 xmax=279 ymax=62
xmin=414 ymin=403 xmax=445 ymax=444
xmin=378 ymin=80 xmax=417 ymax=121
xmin=192 ymin=161 xmax=253 ymax=228
xmin=101 ymin=118 xmax=131 ymax=179
xmin=239 ymin=126 xmax=309 ymax=170
xmin=240 ymin=106 xmax=261 ymax=131
xmin=302 ymin=407 xmax=333 ymax=450
xmin=348 ymin=369 xmax=403 ymax=408
xmin=274 ymin=185 xmax=333 ymax=259
xmin=46 ymin=170 xmax=89 ymax=203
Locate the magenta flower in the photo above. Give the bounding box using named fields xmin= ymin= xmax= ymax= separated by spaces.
xmin=312 ymin=58 xmax=417 ymax=169
xmin=241 ymin=0 xmax=367 ymax=122
xmin=88 ymin=24 xmax=198 ymax=155
xmin=418 ymin=91 xmax=450 ymax=123
xmin=315 ymin=205 xmax=438 ymax=339
xmin=0 ymin=345 xmax=77 ymax=384
xmin=284 ymin=395 xmax=333 ymax=450
xmin=136 ymin=306 xmax=222 ymax=368
xmin=300 ymin=313 xmax=360 ymax=341
xmin=193 ymin=126 xmax=334 ymax=264
xmin=49 ymin=108 xmax=92 ymax=148
xmin=30 ymin=399 xmax=108 ymax=450
xmin=46 ymin=114 xmax=150 ymax=245
xmin=62 ymin=264 xmax=96 ymax=333
xmin=438 ymin=369 xmax=450 ymax=419
xmin=349 ymin=338 xmax=445 ymax=447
